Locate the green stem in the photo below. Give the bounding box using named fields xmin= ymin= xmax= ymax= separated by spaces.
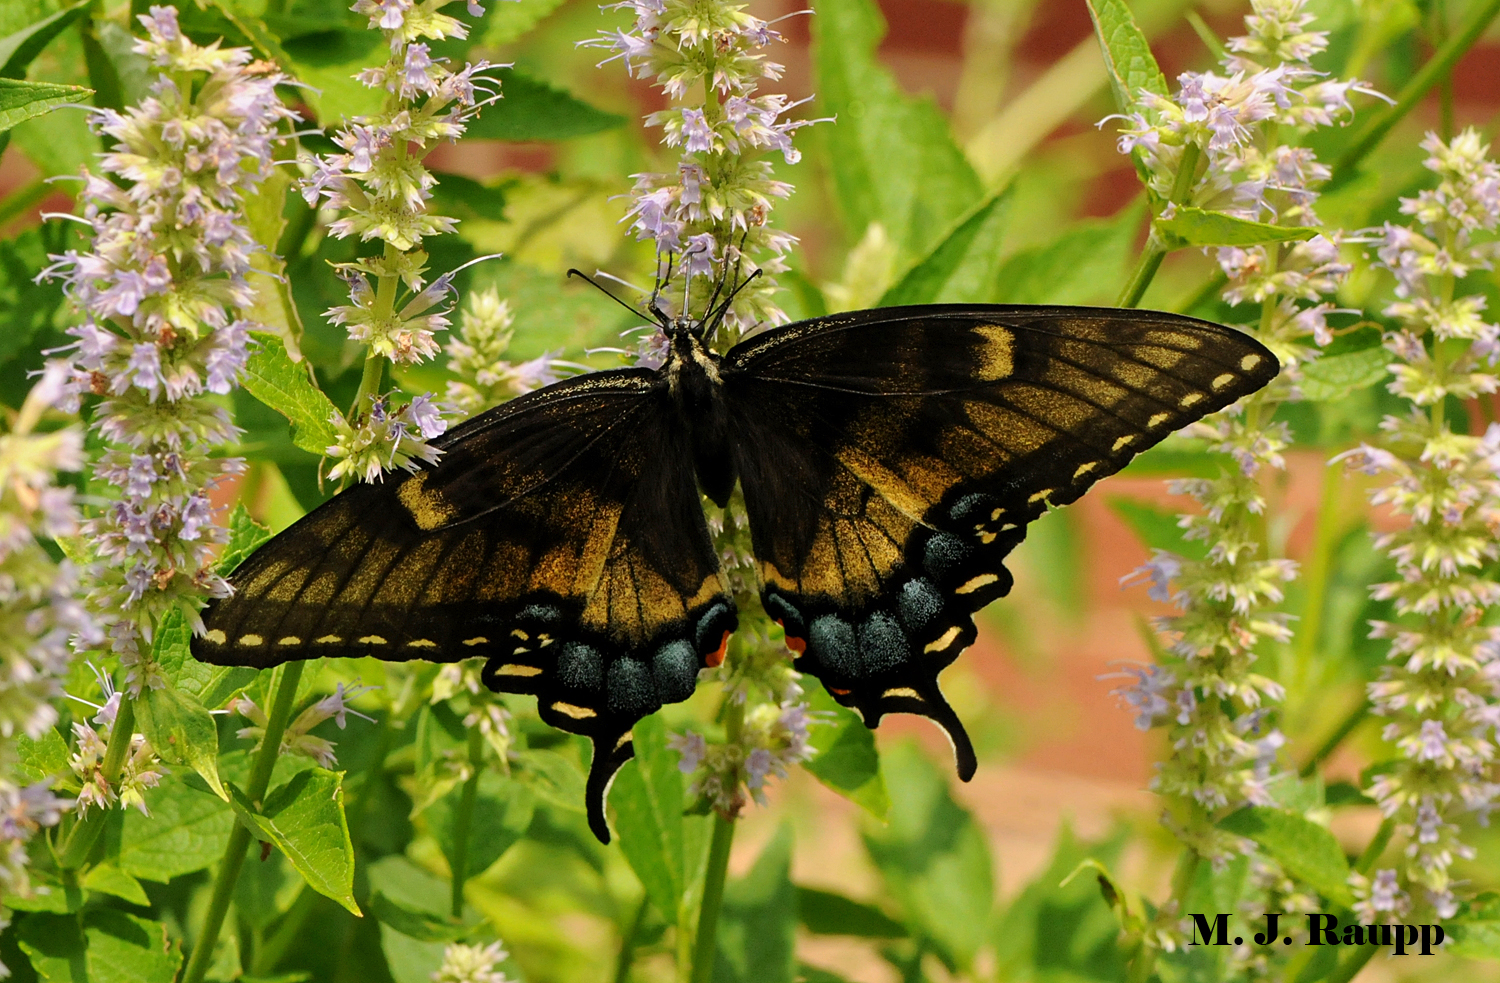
xmin=1126 ymin=848 xmax=1200 ymax=983
xmin=1299 ymin=700 xmax=1370 ymax=778
xmin=614 ymin=894 xmax=650 ymax=983
xmin=1329 ymin=0 xmax=1500 ymax=186
xmin=449 ymin=726 xmax=485 ymax=918
xmin=350 ymin=354 xmax=385 ymax=419
xmin=182 ymin=661 xmax=308 ymax=983
xmin=1325 ymin=939 xmax=1381 ymax=983
xmin=690 ymin=814 xmax=735 ymax=983
xmin=252 ymin=886 xmax=315 ymax=977
xmin=1291 ymin=469 xmax=1343 ymax=695
xmin=58 ymin=695 xmax=137 ymax=870
xmin=1354 ymin=818 xmax=1395 ymax=876
xmin=1119 ymin=143 xmax=1202 ymax=309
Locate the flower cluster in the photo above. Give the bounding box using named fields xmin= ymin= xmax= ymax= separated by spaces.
xmin=68 ymin=670 xmax=163 ymax=816
xmin=432 ymin=940 xmax=515 ymax=983
xmin=0 ymin=371 xmax=99 ymax=928
xmin=669 ymin=699 xmax=814 ymax=815
xmin=1335 ymin=128 xmax=1500 ymax=920
xmin=445 ymin=288 xmax=564 ymax=417
xmin=302 ymin=0 xmax=495 ymax=367
xmin=42 ymin=6 xmax=294 ymax=686
xmin=230 ymin=681 xmax=378 ymax=769
xmin=584 ymin=0 xmax=814 ymax=340
xmin=325 ymin=393 xmax=447 ymax=484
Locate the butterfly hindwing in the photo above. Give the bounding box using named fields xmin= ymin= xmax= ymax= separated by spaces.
xmin=193 ymin=370 xmax=736 ymax=842
xmin=723 ymin=305 xmax=1278 ymax=776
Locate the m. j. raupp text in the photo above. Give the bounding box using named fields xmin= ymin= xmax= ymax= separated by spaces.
xmin=1188 ymin=913 xmax=1445 ymax=954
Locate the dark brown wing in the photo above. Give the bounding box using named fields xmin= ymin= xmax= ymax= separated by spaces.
xmin=722 ymin=305 xmax=1278 ymax=778
xmin=192 ymin=369 xmax=736 ymax=842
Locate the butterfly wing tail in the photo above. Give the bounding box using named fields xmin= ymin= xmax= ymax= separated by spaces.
xmin=585 ymin=730 xmax=636 ymax=844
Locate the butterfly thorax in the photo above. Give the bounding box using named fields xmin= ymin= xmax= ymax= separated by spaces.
xmin=664 ymin=327 xmax=737 ymax=508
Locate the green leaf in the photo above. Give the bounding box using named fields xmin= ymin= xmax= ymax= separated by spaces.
xmin=1299 ymin=347 xmax=1389 ymax=402
xmin=429 ymin=171 xmax=509 ymax=223
xmin=118 ymin=775 xmax=235 ymax=882
xmin=862 ymin=741 xmax=993 ymax=970
xmin=428 ymin=771 xmax=536 ymax=881
xmin=879 ymin=188 xmax=1014 ymax=307
xmin=713 ymin=824 xmax=797 ymax=983
xmin=81 ymin=864 xmax=149 ymax=906
xmin=241 ymin=167 xmax=305 ymax=359
xmin=0 ymin=78 xmax=91 ymax=134
xmin=482 ymin=0 xmax=568 ymax=45
xmin=994 ymin=198 xmax=1146 ymax=305
xmin=369 ymin=891 xmax=470 ymax=943
xmin=1107 ymin=496 xmax=1207 ymax=561
xmin=228 ymin=768 xmax=360 ymax=915
xmin=242 ymin=331 xmax=341 ymax=455
xmin=218 ymin=504 xmax=274 ymax=574
xmin=15 ymin=726 xmax=69 ymax=785
xmin=1085 ymin=0 xmax=1168 ymax=112
xmin=17 ymin=910 xmax=182 ymax=983
xmin=1156 ymin=207 xmax=1321 ymax=248
xmin=994 ymin=824 xmax=1129 ymax=982
xmin=154 ymin=605 xmax=257 ymax=711
xmin=610 ymin=714 xmax=710 ymax=922
xmin=813 ymin=0 xmax=981 ymax=259
xmin=136 ymin=674 xmax=227 ymax=800
xmin=463 ymin=68 xmax=625 ymax=141
xmin=802 ymin=683 xmax=888 ymax=820
xmin=3 ymin=867 xmax=84 ymax=913
xmin=279 ymin=30 xmax=385 ymax=125
xmin=234 ymin=849 xmax=305 ymax=931
xmin=796 ymin=887 xmax=906 ymax=938
xmin=0 ymin=2 xmax=90 ymax=78
xmin=1449 ymin=895 xmax=1500 ymax=958
xmin=1217 ymin=807 xmax=1353 ymax=907
xmin=512 ymin=747 xmax=586 ymax=813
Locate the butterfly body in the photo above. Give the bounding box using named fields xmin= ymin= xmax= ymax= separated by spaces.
xmin=193 ymin=304 xmax=1278 ymax=842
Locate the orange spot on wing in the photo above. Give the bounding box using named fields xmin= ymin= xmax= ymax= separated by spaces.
xmin=705 ymin=630 xmax=731 ymax=668
xmin=829 ymin=687 xmax=851 ymax=696
xmin=775 ymin=619 xmax=807 ymax=656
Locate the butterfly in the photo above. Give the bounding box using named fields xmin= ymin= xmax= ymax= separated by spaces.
xmin=192 ymin=303 xmax=1277 ymax=842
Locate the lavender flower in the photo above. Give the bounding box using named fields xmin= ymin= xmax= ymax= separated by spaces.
xmin=231 ymin=681 xmax=378 ymax=769
xmin=1342 ymin=128 xmax=1500 ymax=921
xmin=671 ymin=700 xmax=816 ymax=816
xmin=583 ymin=0 xmax=816 ymax=341
xmin=445 ymin=288 xmax=565 ymax=417
xmin=42 ymin=6 xmax=295 ymax=688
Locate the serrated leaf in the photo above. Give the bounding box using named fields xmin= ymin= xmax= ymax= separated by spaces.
xmin=219 ymin=504 xmax=274 ymax=574
xmin=813 ymin=0 xmax=980 ymax=259
xmin=802 ymin=683 xmax=887 ymax=820
xmin=610 ymin=714 xmax=710 ymax=922
xmin=1085 ymin=0 xmax=1168 ymax=112
xmin=1156 ymin=207 xmax=1320 ymax=248
xmin=229 ymin=769 xmax=360 ymax=915
xmin=15 ymin=726 xmax=69 ymax=785
xmin=136 ymin=674 xmax=227 ymax=800
xmin=18 ymin=909 xmax=181 ymax=983
xmin=0 ymin=2 xmax=90 ymax=78
xmin=118 ymin=776 xmax=235 ymax=882
xmin=1107 ymin=496 xmax=1206 ymax=561
xmin=0 ymin=78 xmax=91 ymax=133
xmin=1300 ymin=346 xmax=1389 ymax=401
xmin=154 ymin=604 xmax=257 ymax=711
xmin=879 ymin=188 xmax=1013 ymax=307
xmin=862 ymin=742 xmax=992 ymax=970
xmin=369 ymin=891 xmax=470 ymax=942
xmin=481 ymin=0 xmax=568 ymax=45
xmin=463 ymin=68 xmax=624 ymax=141
xmin=796 ymin=887 xmax=906 ymax=938
xmin=1217 ymin=807 xmax=1353 ymax=907
xmin=713 ymin=824 xmax=797 ymax=983
xmin=242 ymin=331 xmax=340 ymax=455
xmin=81 ymin=864 xmax=149 ymax=906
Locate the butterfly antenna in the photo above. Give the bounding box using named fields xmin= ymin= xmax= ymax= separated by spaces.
xmin=647 ymin=253 xmax=674 ymax=325
xmin=567 ymin=269 xmax=654 ymax=323
xmin=707 ymin=267 xmax=763 ymax=331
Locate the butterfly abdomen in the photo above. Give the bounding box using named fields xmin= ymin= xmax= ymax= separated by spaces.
xmin=666 ymin=330 xmax=738 ymax=507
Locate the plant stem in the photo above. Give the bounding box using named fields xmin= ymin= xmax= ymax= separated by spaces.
xmin=1126 ymin=847 xmax=1200 ymax=983
xmin=613 ymin=894 xmax=650 ymax=983
xmin=689 ymin=697 xmax=744 ymax=983
xmin=1119 ymin=143 xmax=1202 ymax=308
xmin=1290 ymin=468 xmax=1343 ymax=696
xmin=182 ymin=661 xmax=308 ymax=983
xmin=1354 ymin=818 xmax=1395 ymax=876
xmin=1299 ymin=700 xmax=1370 ymax=778
xmin=1329 ymin=0 xmax=1500 ymax=186
xmin=57 ymin=694 xmax=137 ymax=869
xmin=450 ymin=726 xmax=485 ymax=918
xmin=1325 ymin=940 xmax=1381 ymax=983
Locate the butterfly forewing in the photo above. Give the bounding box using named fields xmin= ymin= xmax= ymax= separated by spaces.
xmin=193 ymin=370 xmax=737 ymax=842
xmin=723 ymin=306 xmax=1278 ymax=775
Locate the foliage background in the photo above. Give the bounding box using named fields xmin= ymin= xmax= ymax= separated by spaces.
xmin=4 ymin=0 xmax=1500 ymax=980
